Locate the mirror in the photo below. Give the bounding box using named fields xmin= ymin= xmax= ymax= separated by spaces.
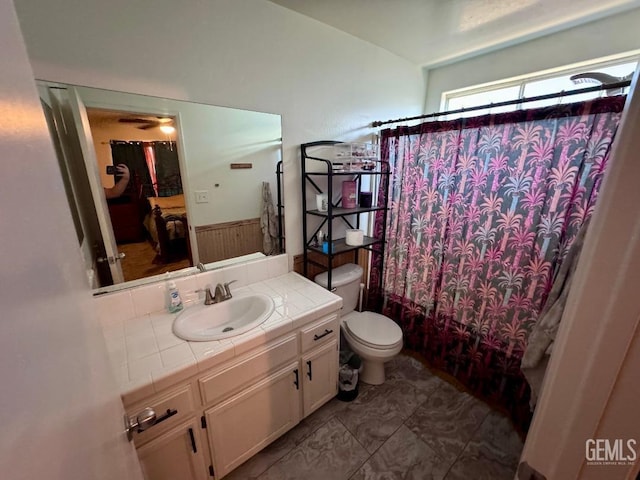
xmin=39 ymin=82 xmax=284 ymax=294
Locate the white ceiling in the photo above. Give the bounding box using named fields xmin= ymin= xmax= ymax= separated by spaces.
xmin=268 ymin=0 xmax=640 ymax=67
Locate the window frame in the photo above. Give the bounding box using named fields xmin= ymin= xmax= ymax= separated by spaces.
xmin=440 ymin=51 xmax=640 ymax=116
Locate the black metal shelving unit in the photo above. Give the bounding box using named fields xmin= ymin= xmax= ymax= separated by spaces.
xmin=301 ymin=141 xmax=390 ymax=290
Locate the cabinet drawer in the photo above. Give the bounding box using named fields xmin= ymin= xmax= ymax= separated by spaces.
xmin=300 ymin=313 xmax=339 ymax=352
xmin=128 ymin=384 xmax=196 ymax=446
xmin=199 ymin=333 xmax=298 ymax=406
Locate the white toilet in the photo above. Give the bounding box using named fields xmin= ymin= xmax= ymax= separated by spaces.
xmin=315 ymin=263 xmax=403 ymax=385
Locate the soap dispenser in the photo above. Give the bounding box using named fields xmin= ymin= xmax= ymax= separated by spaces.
xmin=166 ymin=274 xmax=183 ymax=313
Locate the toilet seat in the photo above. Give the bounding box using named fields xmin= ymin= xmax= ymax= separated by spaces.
xmin=342 ymin=311 xmax=403 ymax=350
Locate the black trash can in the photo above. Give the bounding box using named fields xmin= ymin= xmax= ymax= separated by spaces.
xmin=337 ymin=354 xmax=361 ymax=402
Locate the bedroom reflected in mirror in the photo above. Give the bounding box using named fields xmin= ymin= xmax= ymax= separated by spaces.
xmin=88 ymin=110 xmax=192 ymax=282
xmin=38 ymin=82 xmax=284 ymax=293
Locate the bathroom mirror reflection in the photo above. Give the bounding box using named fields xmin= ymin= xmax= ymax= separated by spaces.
xmin=39 ymin=82 xmax=284 ymax=294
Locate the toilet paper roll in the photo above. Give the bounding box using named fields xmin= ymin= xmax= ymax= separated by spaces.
xmin=345 ymin=229 xmax=364 ymax=246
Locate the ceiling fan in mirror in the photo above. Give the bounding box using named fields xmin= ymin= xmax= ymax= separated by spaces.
xmin=118 ymin=115 xmax=175 ymax=131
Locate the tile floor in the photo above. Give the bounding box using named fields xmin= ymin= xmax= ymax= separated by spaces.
xmin=224 ymin=353 xmax=524 ymax=480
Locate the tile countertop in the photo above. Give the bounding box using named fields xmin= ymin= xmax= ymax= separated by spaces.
xmin=101 ymin=272 xmax=342 ymax=405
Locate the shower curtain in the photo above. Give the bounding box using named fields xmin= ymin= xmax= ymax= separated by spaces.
xmin=370 ymin=96 xmax=626 ymax=430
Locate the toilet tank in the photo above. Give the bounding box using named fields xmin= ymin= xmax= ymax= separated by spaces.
xmin=315 ymin=263 xmax=363 ymax=314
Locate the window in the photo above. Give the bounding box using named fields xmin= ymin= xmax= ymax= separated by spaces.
xmin=446 ymin=86 xmax=520 ymax=118
xmin=441 ymin=56 xmax=638 ymax=119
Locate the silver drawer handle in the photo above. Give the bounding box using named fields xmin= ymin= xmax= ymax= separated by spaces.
xmin=124 ymin=408 xmax=178 ymax=441
xmin=313 ymin=329 xmax=333 ymax=341
xmin=124 ymin=407 xmax=156 ymax=441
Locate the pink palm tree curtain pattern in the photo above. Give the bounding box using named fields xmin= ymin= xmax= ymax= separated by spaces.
xmin=370 ymin=97 xmax=626 ymax=430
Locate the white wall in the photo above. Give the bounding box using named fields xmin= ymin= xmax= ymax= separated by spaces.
xmin=0 ymin=0 xmax=143 ymax=478
xmin=424 ymin=8 xmax=640 ymax=112
xmin=175 ymin=102 xmax=281 ymax=225
xmin=14 ymin=0 xmax=425 ymax=265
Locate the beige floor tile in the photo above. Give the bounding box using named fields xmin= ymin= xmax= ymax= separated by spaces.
xmin=258 ymin=418 xmax=368 ymax=480
xmin=404 ymin=381 xmax=491 ymax=465
xmin=351 ymin=425 xmax=449 ymax=480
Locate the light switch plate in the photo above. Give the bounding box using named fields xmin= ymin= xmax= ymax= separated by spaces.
xmin=195 ymin=190 xmax=209 ymax=203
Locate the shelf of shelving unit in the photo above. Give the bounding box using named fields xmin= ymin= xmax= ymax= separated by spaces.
xmin=306 ymin=206 xmax=386 ymax=218
xmin=306 ymin=236 xmax=383 ymax=256
xmin=301 ymin=140 xmax=390 ymax=290
xmin=305 ymin=170 xmax=388 ymax=176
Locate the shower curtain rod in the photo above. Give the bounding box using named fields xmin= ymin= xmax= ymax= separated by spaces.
xmin=371 ymin=80 xmax=631 ymax=128
xmin=102 ymin=140 xmax=176 ymax=145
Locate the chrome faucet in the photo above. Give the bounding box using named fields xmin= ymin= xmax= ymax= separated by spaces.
xmin=223 ymin=280 xmax=237 ymax=299
xmin=199 ymin=280 xmax=237 ymax=305
xmin=197 ymin=286 xmax=216 ymax=305
xmin=213 ymin=283 xmax=227 ymax=303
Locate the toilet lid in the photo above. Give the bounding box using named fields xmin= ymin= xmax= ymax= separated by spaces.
xmin=343 ymin=312 xmax=403 ymax=349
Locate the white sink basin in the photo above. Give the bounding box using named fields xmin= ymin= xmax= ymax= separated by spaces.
xmin=172 ymin=293 xmax=274 ymax=342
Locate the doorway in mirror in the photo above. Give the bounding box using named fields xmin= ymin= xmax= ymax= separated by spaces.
xmin=87 ymin=107 xmax=192 ymax=282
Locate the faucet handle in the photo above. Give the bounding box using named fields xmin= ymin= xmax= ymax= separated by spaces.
xmin=196 ymin=287 xmax=215 ymax=305
xmin=223 ymin=280 xmax=237 ymax=298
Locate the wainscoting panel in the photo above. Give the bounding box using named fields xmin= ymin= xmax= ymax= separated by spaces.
xmin=196 ymin=218 xmax=263 ymax=263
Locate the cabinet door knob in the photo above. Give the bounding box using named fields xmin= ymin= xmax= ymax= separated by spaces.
xmin=124 ymin=407 xmax=156 ymax=441
xmin=293 ymin=369 xmax=299 ymax=390
xmin=307 ymin=360 xmax=313 ymax=381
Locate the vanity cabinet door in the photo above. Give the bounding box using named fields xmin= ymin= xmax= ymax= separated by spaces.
xmin=205 ymin=362 xmax=302 ymax=478
xmin=137 ymin=418 xmax=208 ymax=480
xmin=302 ymin=338 xmax=339 ymax=417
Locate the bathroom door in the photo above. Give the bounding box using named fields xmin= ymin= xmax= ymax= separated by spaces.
xmin=1 ymin=2 xmax=142 ymax=478
xmin=39 ymin=82 xmax=125 ymax=286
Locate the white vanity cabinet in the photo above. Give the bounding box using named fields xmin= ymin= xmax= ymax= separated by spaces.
xmin=202 ymin=314 xmax=340 ymax=478
xmin=204 ymin=362 xmax=302 ymax=477
xmin=198 ymin=333 xmax=301 ymax=478
xmin=126 ymin=385 xmax=206 ymax=480
xmin=137 ymin=418 xmax=209 ymax=480
xmin=123 ymin=310 xmax=341 ymax=480
xmin=300 ymin=315 xmax=340 ymax=417
xmin=302 ymin=339 xmax=339 ymax=415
